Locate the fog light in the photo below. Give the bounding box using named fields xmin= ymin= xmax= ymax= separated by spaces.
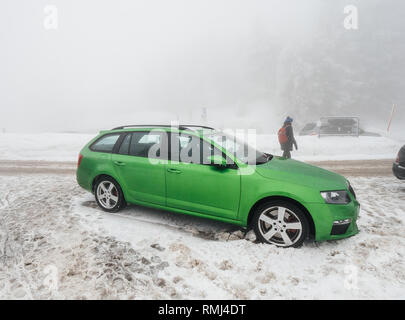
xmin=331 ymin=219 xmax=352 ymax=235
xmin=333 ymin=218 xmax=351 ymax=225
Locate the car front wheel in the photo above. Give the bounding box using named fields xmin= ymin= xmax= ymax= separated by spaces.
xmin=94 ymin=177 xmax=126 ymax=212
xmin=252 ymin=201 xmax=309 ymax=248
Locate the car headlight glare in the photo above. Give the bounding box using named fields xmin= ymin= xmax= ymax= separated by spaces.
xmin=320 ymin=191 xmax=350 ymax=204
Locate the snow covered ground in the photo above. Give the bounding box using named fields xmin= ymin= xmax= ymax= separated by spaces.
xmin=1 ymin=172 xmax=405 ymax=299
xmin=0 ymin=131 xmax=404 ymax=299
xmin=0 ymin=132 xmax=403 ymax=162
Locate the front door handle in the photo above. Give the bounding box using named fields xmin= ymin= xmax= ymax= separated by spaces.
xmin=114 ymin=161 xmax=126 ymax=166
xmin=167 ymin=168 xmax=181 ymax=174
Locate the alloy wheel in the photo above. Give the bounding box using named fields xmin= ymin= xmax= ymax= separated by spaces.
xmin=257 ymin=206 xmax=303 ymax=247
xmin=96 ymin=180 xmax=119 ymax=210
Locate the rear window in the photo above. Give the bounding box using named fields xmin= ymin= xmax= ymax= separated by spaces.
xmin=90 ymin=134 xmax=120 ymax=153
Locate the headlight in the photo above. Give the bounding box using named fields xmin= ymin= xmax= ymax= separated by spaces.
xmin=320 ymin=191 xmax=351 ymax=204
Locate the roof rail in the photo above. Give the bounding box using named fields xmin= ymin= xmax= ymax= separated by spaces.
xmin=111 ymin=124 xmax=184 ymax=130
xmin=180 ymin=125 xmax=215 ymax=130
xmin=111 ymin=124 xmax=215 ymax=131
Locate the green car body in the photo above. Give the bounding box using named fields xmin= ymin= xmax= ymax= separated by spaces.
xmin=77 ymin=126 xmax=359 ymax=244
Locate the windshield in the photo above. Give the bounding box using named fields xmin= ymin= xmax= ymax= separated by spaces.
xmin=206 ymin=131 xmax=272 ymax=165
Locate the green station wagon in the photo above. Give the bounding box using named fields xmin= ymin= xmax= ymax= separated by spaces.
xmin=76 ymin=125 xmax=360 ymax=248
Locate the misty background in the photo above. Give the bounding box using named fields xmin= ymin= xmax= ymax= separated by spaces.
xmin=0 ymin=0 xmax=404 ymax=136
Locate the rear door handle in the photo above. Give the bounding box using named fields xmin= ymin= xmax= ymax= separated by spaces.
xmin=167 ymin=168 xmax=181 ymax=174
xmin=114 ymin=161 xmax=126 ymax=166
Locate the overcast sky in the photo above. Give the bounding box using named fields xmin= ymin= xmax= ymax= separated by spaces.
xmin=0 ymin=0 xmax=404 ymax=134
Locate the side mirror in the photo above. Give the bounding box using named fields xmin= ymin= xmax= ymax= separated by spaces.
xmin=206 ymin=155 xmax=228 ymax=168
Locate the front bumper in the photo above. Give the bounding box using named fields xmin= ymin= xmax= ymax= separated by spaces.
xmin=306 ymin=199 xmax=360 ymax=242
xmin=393 ymin=163 xmax=405 ymax=180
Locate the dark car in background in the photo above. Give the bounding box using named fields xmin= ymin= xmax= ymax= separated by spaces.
xmin=299 ymin=122 xmax=318 ymax=136
xmin=319 ymin=117 xmax=360 ymax=136
xmin=299 ymin=117 xmax=381 ymax=137
xmin=393 ymin=145 xmax=405 ymax=180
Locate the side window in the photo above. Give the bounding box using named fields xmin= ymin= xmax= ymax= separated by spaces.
xmin=129 ymin=131 xmax=166 ymax=159
xmin=117 ymin=134 xmax=131 ymax=155
xmin=91 ymin=134 xmax=120 ymax=153
xmin=171 ymin=133 xmax=220 ymax=164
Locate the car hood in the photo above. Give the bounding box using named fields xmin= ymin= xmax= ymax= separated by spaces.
xmin=255 ymin=156 xmax=348 ymax=190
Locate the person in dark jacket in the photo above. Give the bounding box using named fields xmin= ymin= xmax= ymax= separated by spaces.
xmin=279 ymin=116 xmax=298 ymax=159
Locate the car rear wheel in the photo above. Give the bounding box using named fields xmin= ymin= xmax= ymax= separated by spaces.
xmin=252 ymin=201 xmax=309 ymax=248
xmin=95 ymin=177 xmax=126 ymax=212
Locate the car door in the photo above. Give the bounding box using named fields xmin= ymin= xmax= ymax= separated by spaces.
xmin=111 ymin=130 xmax=168 ymax=206
xmin=165 ymin=132 xmax=241 ymax=220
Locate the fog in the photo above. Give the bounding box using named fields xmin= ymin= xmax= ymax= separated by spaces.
xmin=0 ymin=0 xmax=404 ymax=136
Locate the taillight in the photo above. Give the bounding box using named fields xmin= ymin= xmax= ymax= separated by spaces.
xmin=78 ymin=154 xmax=83 ymax=168
xmin=396 ymin=153 xmax=400 ymax=163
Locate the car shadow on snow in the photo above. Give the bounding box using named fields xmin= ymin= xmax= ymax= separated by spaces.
xmin=81 ymin=200 xmax=248 ymax=242
xmin=80 ymin=200 xmax=321 ymax=246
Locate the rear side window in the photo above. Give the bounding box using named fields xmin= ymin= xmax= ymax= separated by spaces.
xmin=129 ymin=131 xmax=164 ymax=158
xmin=90 ymin=134 xmax=120 ymax=153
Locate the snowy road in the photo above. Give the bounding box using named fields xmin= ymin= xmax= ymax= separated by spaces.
xmin=0 ymin=160 xmax=404 ymax=299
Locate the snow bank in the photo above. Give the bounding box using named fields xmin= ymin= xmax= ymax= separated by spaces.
xmin=0 ymin=132 xmax=403 ymax=162
xmin=0 ymin=133 xmax=95 ymax=162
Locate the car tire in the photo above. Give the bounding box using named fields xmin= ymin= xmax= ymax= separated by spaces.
xmin=94 ymin=176 xmax=126 ymax=212
xmin=252 ymin=200 xmax=309 ymax=248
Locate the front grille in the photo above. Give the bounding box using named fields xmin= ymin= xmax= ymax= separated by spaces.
xmin=331 ymin=223 xmax=350 ymax=235
xmin=348 ymin=184 xmax=356 ymax=199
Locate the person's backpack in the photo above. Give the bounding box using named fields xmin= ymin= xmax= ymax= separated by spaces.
xmin=278 ymin=126 xmax=289 ymax=144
